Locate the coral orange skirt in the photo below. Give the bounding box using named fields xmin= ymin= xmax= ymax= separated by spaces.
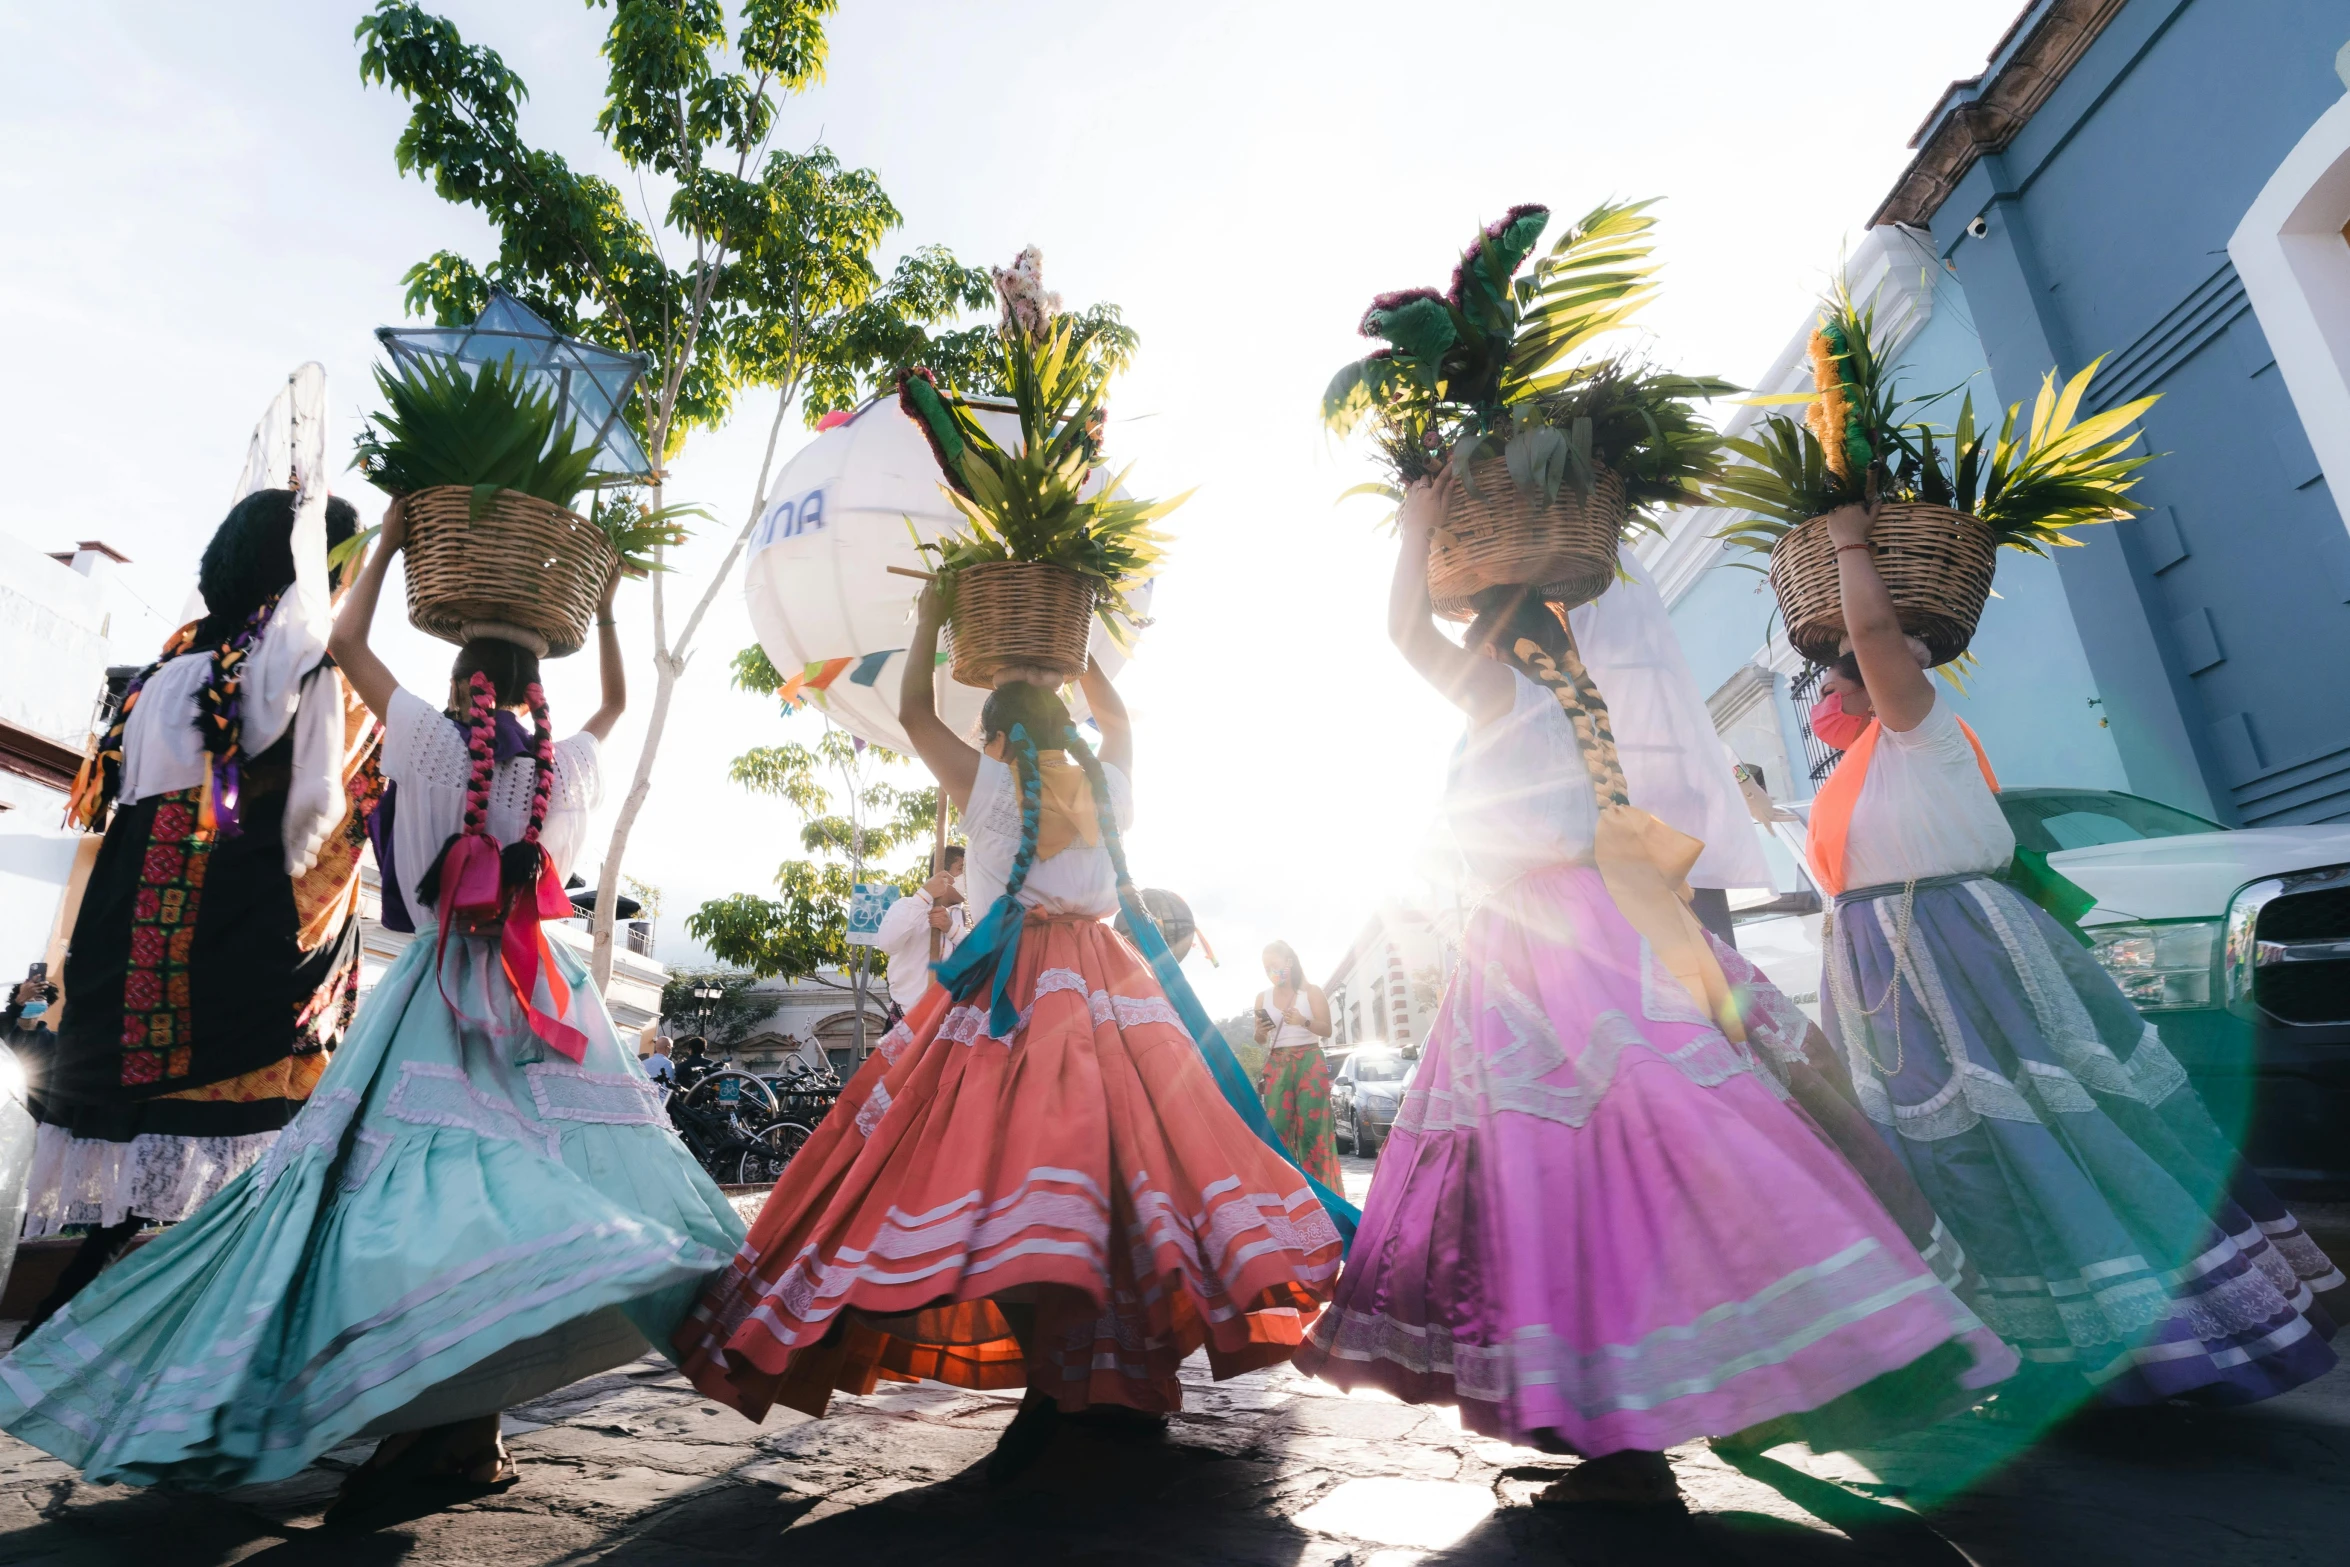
xmin=674 ymin=913 xmax=1342 ymax=1420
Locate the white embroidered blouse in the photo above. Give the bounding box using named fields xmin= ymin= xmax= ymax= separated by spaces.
xmin=962 ymin=752 xmax=1134 ymax=918
xmin=377 ymin=688 xmax=603 ymax=924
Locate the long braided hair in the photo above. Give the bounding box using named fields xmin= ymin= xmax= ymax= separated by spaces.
xmin=416 ymin=640 xmax=559 ymax=921
xmin=984 ymin=684 xmax=1148 ymax=935
xmin=1467 ymin=585 xmax=1630 ymax=813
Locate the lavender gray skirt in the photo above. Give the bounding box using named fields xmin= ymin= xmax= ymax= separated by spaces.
xmin=1823 ymin=871 xmax=2341 ymax=1405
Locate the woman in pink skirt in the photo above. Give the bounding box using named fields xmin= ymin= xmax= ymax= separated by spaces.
xmin=1295 ymin=475 xmax=2016 ymax=1507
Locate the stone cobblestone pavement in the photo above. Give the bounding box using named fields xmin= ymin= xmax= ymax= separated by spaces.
xmin=0 ymin=1173 xmax=2345 ymax=1564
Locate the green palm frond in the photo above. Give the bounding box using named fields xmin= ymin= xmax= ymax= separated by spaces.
xmin=1327 ymin=197 xmax=1733 ymax=523
xmin=353 ymin=354 xmax=690 ymax=574
xmin=910 ymin=316 xmax=1184 ymax=638
xmin=1710 ymin=344 xmax=2160 ymax=558
xmin=354 ymin=354 xmax=602 ymax=512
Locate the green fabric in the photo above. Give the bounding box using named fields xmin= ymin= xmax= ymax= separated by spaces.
xmin=1367 ymin=295 xmax=1459 ymax=362
xmin=2007 ymin=847 xmax=2099 ymax=947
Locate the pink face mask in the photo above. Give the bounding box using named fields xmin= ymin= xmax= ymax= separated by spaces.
xmin=1809 ymin=690 xmax=1871 ymax=752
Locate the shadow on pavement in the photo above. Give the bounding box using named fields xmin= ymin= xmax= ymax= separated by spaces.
xmin=581 ymin=1414 xmax=1329 ymax=1567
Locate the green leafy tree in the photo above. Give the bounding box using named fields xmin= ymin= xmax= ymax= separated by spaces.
xmin=657 ymin=968 xmax=768 ymax=1050
xmin=686 ymin=689 xmax=944 ymax=988
xmin=357 ymin=0 xmax=993 ymax=988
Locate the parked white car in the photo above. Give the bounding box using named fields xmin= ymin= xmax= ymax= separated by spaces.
xmin=1738 ymin=788 xmax=2350 ymax=1184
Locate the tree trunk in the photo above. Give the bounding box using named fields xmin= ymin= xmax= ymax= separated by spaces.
xmin=590 ymin=385 xmax=797 ymax=991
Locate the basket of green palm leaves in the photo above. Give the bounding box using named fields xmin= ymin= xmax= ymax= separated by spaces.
xmin=1324 ymin=201 xmax=1734 ymax=618
xmin=351 ymin=357 xmax=690 ymax=657
xmin=1711 ymin=285 xmax=2160 ymax=665
xmin=897 ymin=253 xmax=1186 ymax=689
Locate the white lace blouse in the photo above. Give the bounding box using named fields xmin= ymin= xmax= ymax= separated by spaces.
xmin=1445 ymin=668 xmax=1600 ymax=888
xmin=378 ymin=688 xmax=603 ymax=924
xmin=963 ymin=752 xmax=1134 ymax=918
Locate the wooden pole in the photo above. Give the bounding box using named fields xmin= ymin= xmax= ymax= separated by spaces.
xmin=928 ymin=782 xmax=951 ymax=965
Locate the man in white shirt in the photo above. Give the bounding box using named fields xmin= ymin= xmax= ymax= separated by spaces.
xmin=875 ymin=846 xmax=968 ymax=1014
xmin=642 ymin=1036 xmax=677 ymax=1086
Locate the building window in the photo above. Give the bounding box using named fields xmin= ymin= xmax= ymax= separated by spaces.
xmin=1789 ymin=663 xmax=1842 ymax=785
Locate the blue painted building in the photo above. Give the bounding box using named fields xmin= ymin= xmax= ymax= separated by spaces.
xmin=1880 ymin=0 xmax=2350 ymax=826
xmin=1648 ymin=227 xmax=2129 ymax=828
xmin=1656 ymin=1 xmax=2350 ymax=836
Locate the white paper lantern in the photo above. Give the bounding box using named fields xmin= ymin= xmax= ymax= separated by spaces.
xmin=740 ymin=395 xmax=1141 ymax=754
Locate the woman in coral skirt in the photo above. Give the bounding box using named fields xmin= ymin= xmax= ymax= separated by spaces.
xmin=674 ymin=587 xmax=1344 ymax=1482
xmin=1295 ymin=476 xmax=2016 ymax=1508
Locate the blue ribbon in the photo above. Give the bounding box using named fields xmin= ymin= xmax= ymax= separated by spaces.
xmin=1115 ymin=888 xmax=1361 ymax=1250
xmin=934 ymin=891 xmax=1031 ymax=1039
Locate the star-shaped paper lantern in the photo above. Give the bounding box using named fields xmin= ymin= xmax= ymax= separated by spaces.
xmin=376 ymin=290 xmax=654 ymax=481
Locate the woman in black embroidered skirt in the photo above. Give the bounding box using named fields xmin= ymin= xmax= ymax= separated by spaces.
xmin=18 ymin=488 xmax=374 ymax=1333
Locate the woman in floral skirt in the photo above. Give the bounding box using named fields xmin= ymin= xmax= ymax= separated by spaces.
xmin=1254 ymin=941 xmax=1345 ymax=1182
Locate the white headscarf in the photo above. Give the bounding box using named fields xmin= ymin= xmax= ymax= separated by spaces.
xmin=1568 ymin=548 xmax=1771 ymax=891
xmin=233 ymin=364 xmax=345 ymax=876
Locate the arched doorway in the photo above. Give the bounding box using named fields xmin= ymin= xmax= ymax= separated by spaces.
xmin=814 ymin=1006 xmax=894 ymax=1077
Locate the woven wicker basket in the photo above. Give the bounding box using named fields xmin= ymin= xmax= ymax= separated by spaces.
xmin=400 ymin=485 xmax=620 ymax=659
xmin=947 ymin=561 xmax=1096 ymax=689
xmin=1769 ymin=503 xmax=1998 ymax=666
xmin=1428 ymin=460 xmax=1629 ymax=619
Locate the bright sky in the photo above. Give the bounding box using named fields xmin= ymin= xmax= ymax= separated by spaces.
xmin=0 ymin=0 xmax=2025 ymax=1019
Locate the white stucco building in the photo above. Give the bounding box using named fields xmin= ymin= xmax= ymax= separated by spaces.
xmin=1322 ymin=902 xmax=1454 ymax=1051
xmin=723 ymin=972 xmax=894 ymax=1077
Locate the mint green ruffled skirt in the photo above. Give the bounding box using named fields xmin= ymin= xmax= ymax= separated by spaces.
xmin=0 ymin=925 xmax=743 ymax=1488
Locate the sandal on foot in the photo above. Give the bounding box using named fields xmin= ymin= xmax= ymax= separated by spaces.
xmin=415 ymin=1434 xmax=521 ymax=1497
xmin=324 ymin=1433 xmax=442 ymax=1530
xmin=1533 ymin=1452 xmax=1685 ymax=1512
xmin=986 ymin=1397 xmax=1060 ymax=1486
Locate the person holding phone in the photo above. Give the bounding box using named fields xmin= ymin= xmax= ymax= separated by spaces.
xmin=1252 ymin=941 xmax=1342 ymax=1186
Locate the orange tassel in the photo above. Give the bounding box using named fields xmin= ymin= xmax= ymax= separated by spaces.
xmin=65 ymin=751 xmax=102 ymax=830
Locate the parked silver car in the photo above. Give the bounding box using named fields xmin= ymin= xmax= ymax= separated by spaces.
xmin=1331 ymin=1047 xmax=1416 ymax=1156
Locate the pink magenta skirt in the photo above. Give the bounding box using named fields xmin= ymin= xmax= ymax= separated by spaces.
xmin=1295 ymin=864 xmax=2014 ymax=1455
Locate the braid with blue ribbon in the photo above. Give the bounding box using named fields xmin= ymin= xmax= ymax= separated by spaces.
xmin=932 ymin=715 xmax=1360 ymax=1250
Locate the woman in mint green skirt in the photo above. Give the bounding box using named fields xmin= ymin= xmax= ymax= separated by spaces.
xmin=0 ymin=504 xmax=742 ymax=1507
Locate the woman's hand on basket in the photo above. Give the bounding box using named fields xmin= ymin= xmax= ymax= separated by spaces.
xmin=1398 ymin=470 xmax=1454 ymax=539
xmin=377 ymin=496 xmax=409 ymax=555
xmin=1822 ymin=501 xmax=1876 ymax=551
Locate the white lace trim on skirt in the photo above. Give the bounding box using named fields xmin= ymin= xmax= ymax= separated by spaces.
xmin=21 ymin=1122 xmax=277 ymax=1236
